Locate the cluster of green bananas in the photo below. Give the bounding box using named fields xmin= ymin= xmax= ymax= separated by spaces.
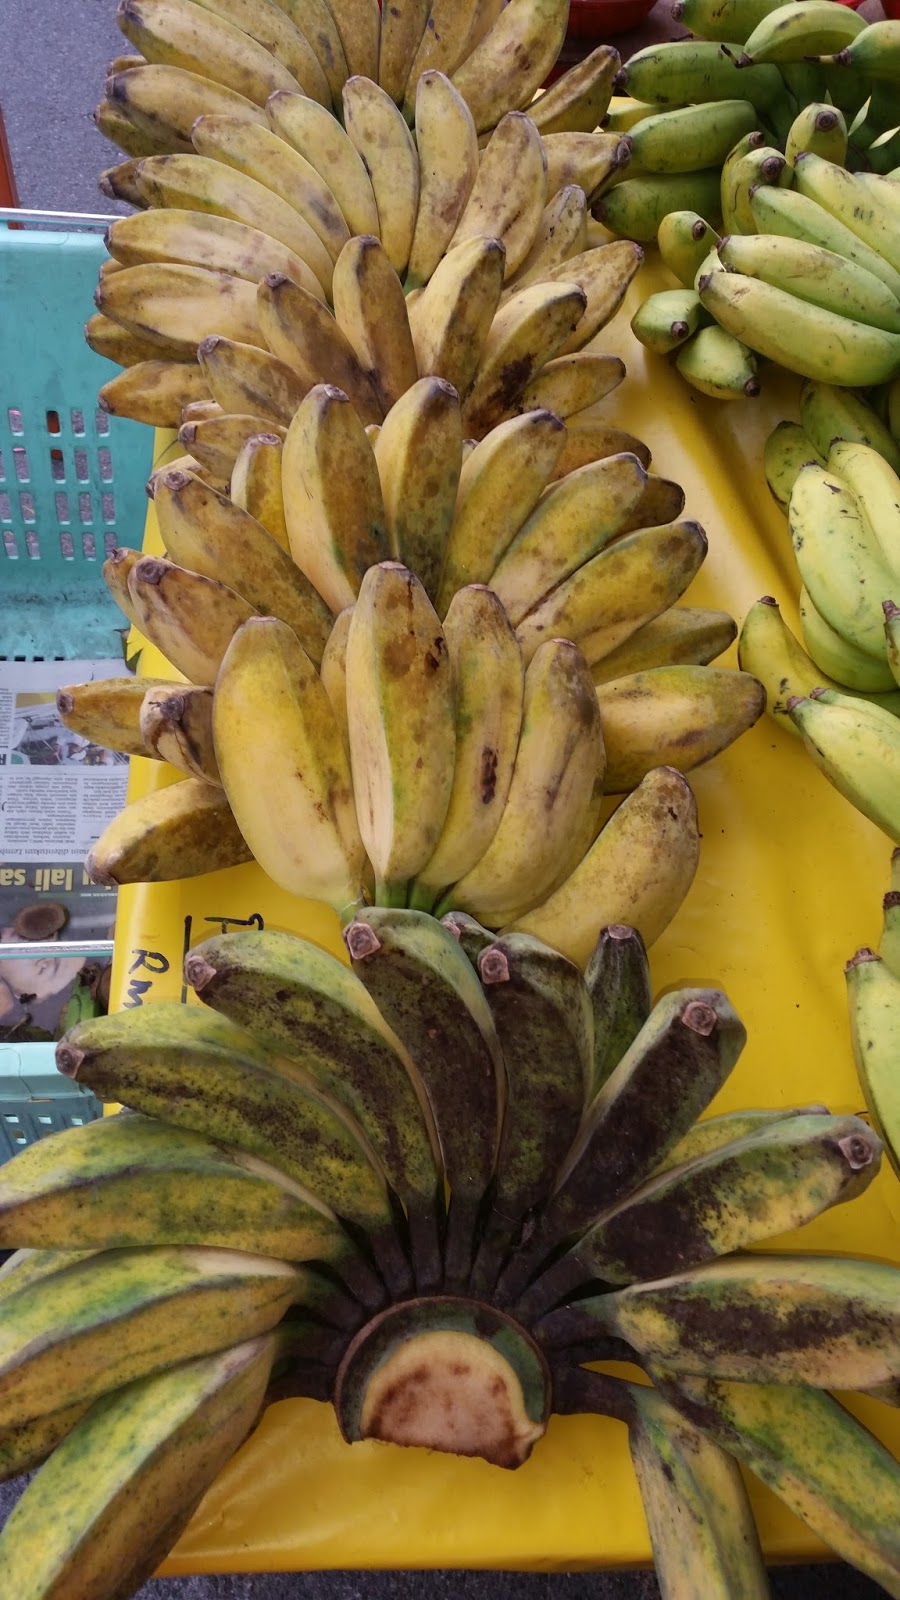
xmin=612 ymin=4 xmax=900 ymax=397
xmin=59 ymin=492 xmax=765 ymax=959
xmin=0 ymin=916 xmax=898 ymax=1599
xmin=737 ymin=380 xmax=900 ymax=839
xmin=847 ymin=849 xmax=900 ymax=1183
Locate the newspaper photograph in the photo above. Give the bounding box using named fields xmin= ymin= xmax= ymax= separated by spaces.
xmin=0 ymin=658 xmax=129 ymax=1041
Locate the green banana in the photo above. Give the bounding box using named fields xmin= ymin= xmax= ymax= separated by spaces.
xmin=881 ymin=885 xmax=900 ymax=981
xmin=183 ymin=929 xmax=445 ymax=1291
xmin=785 ymin=101 xmax=847 ymax=167
xmin=670 ymin=0 xmax=786 ymax=43
xmin=800 ymin=379 xmax=900 ymax=474
xmin=737 ymin=0 xmax=867 ymax=65
xmin=595 ymin=169 xmax=722 ymax=242
xmin=846 ymin=946 xmax=900 ymax=1178
xmin=627 ymin=99 xmax=757 ymax=174
xmin=615 ymin=39 xmax=785 ymax=111
xmin=748 ymin=182 xmax=900 ymax=301
xmin=656 ymin=209 xmax=721 ymax=288
xmin=739 ymin=599 xmax=900 ymax=729
xmin=788 ymin=689 xmax=900 ymax=840
xmin=440 ymin=909 xmax=497 ymax=967
xmin=799 ymin=586 xmax=897 ymax=692
xmin=716 ymin=233 xmax=900 ymax=334
xmin=821 ymin=19 xmax=900 ymax=83
xmin=721 ymin=145 xmax=790 ymax=235
xmin=789 ymin=462 xmax=895 ymax=660
xmin=675 ymin=324 xmax=760 ymax=399
xmin=829 ymin=437 xmax=900 ymax=580
xmin=631 ymin=288 xmax=708 ymax=354
xmin=659 ymin=1105 xmax=828 ymax=1169
xmin=342 ymin=906 xmax=505 ymax=1289
xmin=793 ymin=151 xmax=900 ymax=275
xmin=762 ymin=421 xmax=825 ymax=513
xmin=698 ymin=269 xmax=900 ymax=386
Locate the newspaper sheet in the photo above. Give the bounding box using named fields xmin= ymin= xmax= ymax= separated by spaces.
xmin=0 ymin=659 xmax=127 ymax=1041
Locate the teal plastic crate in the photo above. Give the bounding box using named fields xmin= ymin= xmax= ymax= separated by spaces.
xmin=0 ymin=212 xmax=155 ymax=1158
xmin=0 ymin=211 xmax=155 ymax=660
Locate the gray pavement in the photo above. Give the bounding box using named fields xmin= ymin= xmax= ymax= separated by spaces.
xmin=0 ymin=2 xmax=891 ymax=1595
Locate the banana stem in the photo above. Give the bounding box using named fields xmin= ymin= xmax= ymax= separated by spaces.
xmin=550 ymin=1364 xmax=638 ymax=1426
xmin=375 ymin=878 xmax=410 ymax=908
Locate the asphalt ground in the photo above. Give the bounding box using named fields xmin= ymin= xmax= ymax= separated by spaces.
xmin=0 ymin=0 xmax=891 ymax=1594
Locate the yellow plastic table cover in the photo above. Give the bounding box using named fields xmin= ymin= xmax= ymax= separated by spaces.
xmin=108 ymin=261 xmax=900 ymax=1577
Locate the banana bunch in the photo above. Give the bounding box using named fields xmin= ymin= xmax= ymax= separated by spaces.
xmin=89 ymin=75 xmax=642 ymax=429
xmin=96 ymin=0 xmax=613 ymax=148
xmin=609 ymin=3 xmax=900 ymax=399
xmin=0 ymin=915 xmax=897 ymax=1599
xmin=61 ymin=535 xmax=766 ymax=959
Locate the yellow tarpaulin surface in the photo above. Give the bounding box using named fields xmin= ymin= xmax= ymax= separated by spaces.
xmin=109 ymin=263 xmax=900 ymax=1576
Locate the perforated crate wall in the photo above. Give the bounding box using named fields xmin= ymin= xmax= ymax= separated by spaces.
xmin=0 ymin=226 xmax=154 ymax=660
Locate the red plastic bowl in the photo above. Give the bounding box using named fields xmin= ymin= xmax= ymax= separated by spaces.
xmin=566 ymin=0 xmax=657 ymax=36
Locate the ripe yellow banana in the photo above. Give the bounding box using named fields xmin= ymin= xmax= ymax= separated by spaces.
xmin=508 ymin=764 xmax=700 ymax=963
xmin=378 ymin=0 xmax=431 ymax=103
xmin=544 ymin=240 xmax=645 ymax=356
xmin=345 ymin=562 xmax=456 ymax=903
xmin=103 ymin=547 xmax=144 ymax=630
xmin=116 ymin=0 xmax=303 ymax=106
xmin=266 ymin=90 xmax=379 ymax=238
xmin=256 ymin=273 xmax=383 ymax=425
xmin=179 ymin=411 xmax=284 ymax=481
xmin=106 ymin=206 xmax=320 ymax=294
xmin=373 ymin=377 xmax=464 ymax=603
xmin=97 ymin=91 xmax=191 ymax=158
xmin=451 ymin=0 xmax=570 ymax=134
xmin=277 ymin=0 xmax=349 ymax=109
xmin=127 ymin=553 xmax=256 ymax=681
xmin=591 ymin=607 xmax=737 ymax=684
xmin=497 ymin=351 xmax=624 ymax=423
xmin=438 ymin=638 xmax=604 ymax=928
xmin=98 ymin=359 xmax=209 ymax=426
xmin=529 ymin=44 xmax=620 ymax=136
xmin=320 ymin=606 xmax=353 ymax=763
xmin=197 ymin=333 xmax=308 ymax=426
xmin=542 ymin=131 xmax=631 ymax=206
xmin=152 ymin=467 xmax=332 ymax=661
xmin=105 ymin=59 xmax=269 ymax=148
xmin=86 ymin=310 xmax=186 ymax=366
xmin=190 ymin=114 xmax=348 ymax=280
xmin=503 ymin=184 xmax=588 ymax=297
xmin=326 ymin=0 xmax=381 ymax=82
xmin=281 ymin=383 xmax=390 ymax=614
xmin=405 ymin=70 xmax=480 ymax=291
xmin=230 ymin=431 xmax=289 ymax=549
xmin=86 ymin=776 xmax=252 ymax=885
xmin=451 ymin=111 xmax=548 ymax=281
xmin=342 ymin=75 xmax=420 ymax=277
xmin=410 ymin=586 xmax=525 ymax=910
xmin=515 ymin=520 xmax=709 ymax=667
xmin=407 ymin=236 xmax=506 ymax=400
xmin=435 ymin=408 xmax=566 ymax=613
xmin=99 ymin=156 xmax=148 ymax=206
xmin=593 ymin=664 xmax=767 ymax=792
xmin=331 ymin=234 xmax=418 ymax=414
xmin=140 ymin=683 xmax=219 ymax=783
xmin=461 ymin=280 xmax=587 ymax=436
xmin=96 ymin=261 xmax=265 ymax=356
xmin=402 ymin=1 xmax=481 ymax=117
xmin=489 ymin=452 xmax=649 ymax=627
xmin=551 ymin=414 xmax=652 ymax=479
xmin=191 ymin=0 xmax=332 ymax=104
xmin=56 ymin=675 xmax=176 ymax=759
xmin=213 ymin=616 xmax=366 ymax=909
xmin=132 ymin=154 xmax=328 ymax=291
